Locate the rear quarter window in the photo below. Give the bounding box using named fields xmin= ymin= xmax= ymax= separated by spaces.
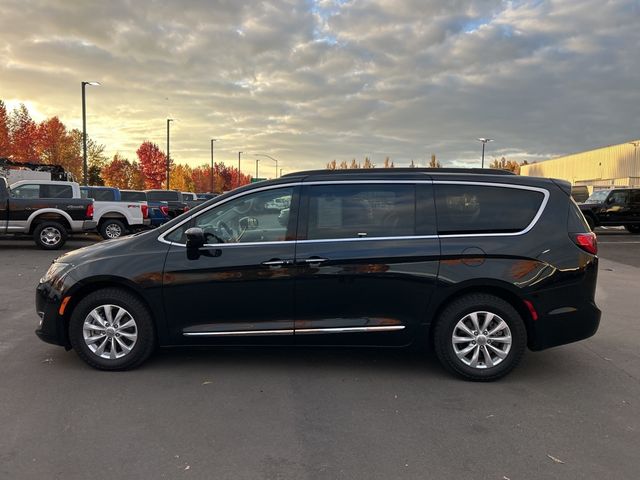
xmin=41 ymin=184 xmax=73 ymax=198
xmin=435 ymin=184 xmax=545 ymax=234
xmin=121 ymin=191 xmax=147 ymax=202
xmin=147 ymin=191 xmax=180 ymax=202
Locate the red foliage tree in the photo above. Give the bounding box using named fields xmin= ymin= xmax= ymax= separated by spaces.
xmin=9 ymin=104 xmax=39 ymax=162
xmin=37 ymin=117 xmax=70 ymax=165
xmin=136 ymin=141 xmax=167 ymax=189
xmin=0 ymin=100 xmax=11 ymax=158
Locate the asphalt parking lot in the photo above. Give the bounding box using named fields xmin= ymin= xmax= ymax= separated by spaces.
xmin=1 ymin=231 xmax=639 ymax=479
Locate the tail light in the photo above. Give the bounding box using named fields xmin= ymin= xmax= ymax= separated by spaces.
xmin=85 ymin=203 xmax=94 ymax=219
xmin=141 ymin=204 xmax=148 ymax=219
xmin=160 ymin=206 xmax=169 ymax=217
xmin=184 ymin=206 xmax=190 ymax=212
xmin=573 ymin=232 xmax=597 ymax=255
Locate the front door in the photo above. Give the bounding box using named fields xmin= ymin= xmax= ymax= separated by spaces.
xmin=293 ymin=182 xmax=440 ymax=346
xmin=162 ymin=185 xmax=300 ymax=344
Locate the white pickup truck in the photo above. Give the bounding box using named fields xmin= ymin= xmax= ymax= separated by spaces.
xmin=80 ymin=186 xmax=150 ymax=239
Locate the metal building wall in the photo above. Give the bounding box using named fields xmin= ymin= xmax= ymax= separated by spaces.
xmin=521 ymin=139 xmax=640 ymax=190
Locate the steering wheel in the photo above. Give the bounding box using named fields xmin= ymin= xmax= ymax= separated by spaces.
xmin=218 ymin=221 xmax=234 ymax=240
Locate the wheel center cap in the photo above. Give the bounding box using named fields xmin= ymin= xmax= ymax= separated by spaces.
xmin=106 ymin=327 xmax=116 ymax=338
xmin=476 ymin=335 xmax=487 ymax=346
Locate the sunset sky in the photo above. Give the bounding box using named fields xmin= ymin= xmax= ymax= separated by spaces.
xmin=1 ymin=0 xmax=639 ymax=175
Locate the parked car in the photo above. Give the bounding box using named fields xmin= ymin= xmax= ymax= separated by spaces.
xmin=196 ymin=193 xmax=217 ymax=201
xmin=80 ymin=186 xmax=149 ymax=239
xmin=145 ymin=190 xmax=189 ymax=218
xmin=579 ymin=187 xmax=640 ymax=233
xmin=1 ymin=178 xmax=95 ymax=249
xmin=120 ymin=190 xmax=170 ymax=228
xmin=36 ymin=168 xmax=600 ymax=381
xmin=571 ymin=185 xmax=589 ymax=203
xmin=181 ymin=191 xmax=204 ymax=209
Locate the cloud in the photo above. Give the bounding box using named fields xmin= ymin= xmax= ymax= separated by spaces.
xmin=0 ymin=0 xmax=638 ymax=173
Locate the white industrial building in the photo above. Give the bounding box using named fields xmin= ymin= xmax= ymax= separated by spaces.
xmin=521 ymin=139 xmax=640 ymax=193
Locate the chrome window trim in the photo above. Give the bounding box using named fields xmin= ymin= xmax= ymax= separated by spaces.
xmin=158 ymin=179 xmax=550 ymax=246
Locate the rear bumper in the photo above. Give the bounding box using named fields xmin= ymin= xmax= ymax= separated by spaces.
xmin=529 ymin=301 xmax=601 ymax=351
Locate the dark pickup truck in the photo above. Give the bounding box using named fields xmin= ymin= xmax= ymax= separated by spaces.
xmin=145 ymin=189 xmax=190 ymax=219
xmin=0 ymin=177 xmax=96 ymax=249
xmin=579 ymin=187 xmax=640 ymax=233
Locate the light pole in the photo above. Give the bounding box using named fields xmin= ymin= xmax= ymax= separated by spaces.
xmin=476 ymin=138 xmax=493 ymax=168
xmin=166 ymin=119 xmax=173 ymax=189
xmin=255 ymin=158 xmax=260 ymax=179
xmin=81 ymin=81 xmax=100 ymax=185
xmin=210 ymin=139 xmax=217 ymax=193
xmin=237 ymin=151 xmax=243 ymax=187
xmin=254 ymin=153 xmax=279 ymax=178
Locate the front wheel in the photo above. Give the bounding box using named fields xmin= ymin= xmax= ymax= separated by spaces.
xmin=33 ymin=221 xmax=68 ymax=250
xmin=625 ymin=224 xmax=640 ymax=234
xmin=68 ymin=288 xmax=156 ymax=370
xmin=434 ymin=294 xmax=527 ymax=381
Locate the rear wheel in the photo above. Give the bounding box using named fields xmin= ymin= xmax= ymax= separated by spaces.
xmin=100 ymin=219 xmax=127 ymax=240
xmin=33 ymin=221 xmax=68 ymax=250
xmin=625 ymin=224 xmax=640 ymax=234
xmin=68 ymin=288 xmax=155 ymax=370
xmin=434 ymin=294 xmax=527 ymax=381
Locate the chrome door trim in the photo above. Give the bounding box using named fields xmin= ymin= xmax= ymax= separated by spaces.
xmin=295 ymin=326 xmax=406 ymax=334
xmin=183 ymin=329 xmax=294 ymax=337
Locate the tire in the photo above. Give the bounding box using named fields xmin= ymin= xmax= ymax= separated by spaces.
xmin=33 ymin=221 xmax=68 ymax=250
xmin=585 ymin=215 xmax=595 ymax=231
xmin=624 ymin=224 xmax=640 ymax=234
xmin=68 ymin=288 xmax=156 ymax=370
xmin=99 ymin=219 xmax=127 ymax=240
xmin=434 ymin=294 xmax=527 ymax=381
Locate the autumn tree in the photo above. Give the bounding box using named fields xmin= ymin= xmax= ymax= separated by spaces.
xmin=171 ymin=163 xmax=195 ymax=191
xmin=0 ymin=100 xmax=11 ymax=158
xmin=428 ymin=154 xmax=441 ymax=168
xmin=490 ymin=156 xmax=521 ymax=174
xmin=137 ymin=141 xmax=167 ymax=189
xmin=9 ymin=104 xmax=39 ymax=163
xmin=338 ymin=161 xmax=349 ymax=169
xmin=101 ymin=154 xmax=145 ymax=189
xmin=383 ymin=157 xmax=394 ymax=168
xmin=326 ymin=160 xmax=337 ymax=170
xmin=362 ymin=157 xmax=374 ymax=168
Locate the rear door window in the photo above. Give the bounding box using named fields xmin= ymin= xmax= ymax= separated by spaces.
xmin=121 ymin=191 xmax=147 ymax=202
xmin=303 ymin=184 xmax=415 ymax=240
xmin=41 ymin=184 xmax=73 ymax=198
xmin=10 ymin=184 xmax=40 ymax=199
xmin=91 ymin=188 xmax=116 ymax=201
xmin=435 ymin=184 xmax=545 ymax=234
xmin=147 ymin=191 xmax=180 ymax=202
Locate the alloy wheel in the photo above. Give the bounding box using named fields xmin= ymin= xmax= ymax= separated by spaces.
xmin=105 ymin=223 xmax=123 ymax=239
xmin=40 ymin=227 xmax=61 ymax=246
xmin=451 ymin=311 xmax=512 ymax=369
xmin=82 ymin=304 xmax=138 ymax=360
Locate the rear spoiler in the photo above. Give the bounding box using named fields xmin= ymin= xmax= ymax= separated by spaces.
xmin=552 ymin=178 xmax=571 ymax=196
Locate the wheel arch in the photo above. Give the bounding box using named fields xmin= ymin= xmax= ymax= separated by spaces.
xmin=61 ymin=277 xmax=161 ymax=346
xmin=27 ymin=210 xmax=72 ymax=233
xmin=98 ymin=212 xmax=129 ymax=226
xmin=426 ymin=281 xmax=535 ymax=350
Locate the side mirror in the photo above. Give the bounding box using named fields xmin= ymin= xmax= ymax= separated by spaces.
xmin=185 ymin=227 xmax=205 ymax=250
xmin=239 ymin=216 xmax=259 ymax=230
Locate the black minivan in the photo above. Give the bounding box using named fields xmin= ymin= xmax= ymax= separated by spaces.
xmin=36 ymin=169 xmax=600 ymax=381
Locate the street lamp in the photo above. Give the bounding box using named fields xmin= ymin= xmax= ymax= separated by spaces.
xmin=254 ymin=153 xmax=280 ymax=178
xmin=476 ymin=138 xmax=493 ymax=168
xmin=237 ymin=151 xmax=243 ymax=187
xmin=210 ymin=139 xmax=217 ymax=193
xmin=255 ymin=158 xmax=260 ymax=179
xmin=166 ymin=119 xmax=173 ymax=189
xmin=81 ymin=81 xmax=100 ymax=186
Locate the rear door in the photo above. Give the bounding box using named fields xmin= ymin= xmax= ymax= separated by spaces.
xmin=293 ymin=181 xmax=440 ymax=346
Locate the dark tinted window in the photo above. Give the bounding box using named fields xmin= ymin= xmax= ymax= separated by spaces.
xmin=91 ymin=188 xmax=116 ymax=201
xmin=630 ymin=190 xmax=640 ymax=203
xmin=41 ymin=184 xmax=73 ymax=198
xmin=10 ymin=184 xmax=40 ymax=199
xmin=147 ymin=190 xmax=180 ymax=201
xmin=607 ymin=190 xmax=629 ymax=205
xmin=121 ymin=191 xmax=147 ymax=202
xmin=567 ymin=199 xmax=590 ymax=232
xmin=305 ymin=184 xmax=415 ymax=240
xmin=435 ymin=184 xmax=544 ymax=234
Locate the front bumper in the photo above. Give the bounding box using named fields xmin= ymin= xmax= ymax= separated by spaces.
xmin=35 ymin=282 xmax=69 ymax=347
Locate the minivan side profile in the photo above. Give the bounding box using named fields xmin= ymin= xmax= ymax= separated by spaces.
xmin=35 ymin=169 xmax=600 ymax=381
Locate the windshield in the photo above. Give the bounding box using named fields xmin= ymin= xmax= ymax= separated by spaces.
xmin=584 ymin=189 xmax=609 ymax=204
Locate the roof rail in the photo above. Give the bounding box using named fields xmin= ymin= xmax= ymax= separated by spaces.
xmin=282 ymin=168 xmax=516 ymax=177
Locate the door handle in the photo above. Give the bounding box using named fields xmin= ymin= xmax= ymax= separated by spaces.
xmin=302 ymin=257 xmax=329 ymax=265
xmin=261 ymin=259 xmax=291 ymax=267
